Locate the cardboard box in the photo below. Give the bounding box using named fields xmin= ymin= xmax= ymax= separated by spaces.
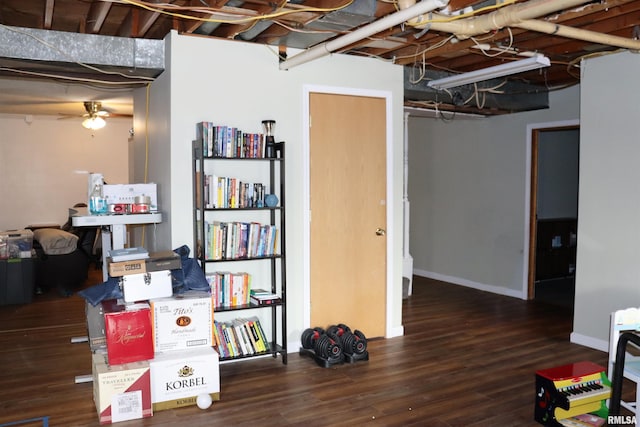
xmin=150 ymin=292 xmax=214 ymax=353
xmin=103 ymin=183 xmax=158 ymax=211
xmin=150 ymin=346 xmax=220 ymax=411
xmin=120 ymin=270 xmax=173 ymax=303
xmin=92 ymin=352 xmax=152 ymax=424
xmin=108 ymin=251 xmax=181 ymax=277
xmin=86 ymin=301 xmax=106 ymax=352
xmin=103 ymin=300 xmax=154 ymax=365
xmin=0 ymin=229 xmax=33 ymax=259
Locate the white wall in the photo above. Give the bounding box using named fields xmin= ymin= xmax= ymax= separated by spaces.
xmin=0 ymin=114 xmax=131 ymax=230
xmin=572 ymin=50 xmax=640 ymax=350
xmin=407 ymin=85 xmax=580 ymax=297
xmin=135 ymin=32 xmax=406 ymax=347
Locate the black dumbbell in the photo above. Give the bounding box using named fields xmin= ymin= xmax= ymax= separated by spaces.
xmin=341 ymin=329 xmax=367 ymax=355
xmin=301 ymin=327 xmax=325 ymax=349
xmin=314 ymin=331 xmax=343 ymax=361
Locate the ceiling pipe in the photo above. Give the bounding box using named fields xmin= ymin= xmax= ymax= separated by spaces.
xmin=279 ymin=0 xmax=449 ymax=70
xmin=399 ymin=0 xmax=640 ymax=55
xmin=399 ymin=0 xmax=593 ymax=37
xmin=515 ymin=19 xmax=640 ymax=51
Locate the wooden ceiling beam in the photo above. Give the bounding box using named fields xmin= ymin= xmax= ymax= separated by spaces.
xmin=86 ymin=1 xmax=113 ymax=34
xmin=44 ymin=0 xmax=54 ymax=29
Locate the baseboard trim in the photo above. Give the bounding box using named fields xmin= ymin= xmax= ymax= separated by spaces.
xmin=569 ymin=332 xmax=608 ymax=353
xmin=413 ymin=269 xmax=524 ymax=299
xmin=386 ymin=325 xmax=404 ymax=339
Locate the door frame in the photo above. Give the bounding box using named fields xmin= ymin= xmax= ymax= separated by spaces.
xmin=302 ymin=84 xmax=396 ymax=337
xmin=523 ymin=119 xmax=580 ymax=299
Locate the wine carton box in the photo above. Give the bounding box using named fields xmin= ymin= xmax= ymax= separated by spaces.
xmin=103 ymin=300 xmax=154 ymax=365
xmin=150 ymin=292 xmax=214 ymax=353
xmin=150 ymin=346 xmax=220 ymax=411
xmin=92 ymin=352 xmax=152 ymax=424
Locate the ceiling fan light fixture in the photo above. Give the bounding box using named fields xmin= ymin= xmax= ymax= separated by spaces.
xmin=82 ymin=115 xmax=106 ymax=130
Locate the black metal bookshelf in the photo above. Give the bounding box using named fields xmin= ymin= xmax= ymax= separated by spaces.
xmin=192 ymin=139 xmax=287 ymax=364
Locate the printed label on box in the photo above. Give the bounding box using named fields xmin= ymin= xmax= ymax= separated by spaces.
xmin=151 ymin=292 xmax=214 ymax=352
xmin=92 ymin=353 xmax=152 ymax=424
xmin=111 ymin=390 xmax=143 ymax=423
xmin=103 ymin=300 xmax=154 ymax=365
xmin=150 ymin=346 xmax=220 ymax=411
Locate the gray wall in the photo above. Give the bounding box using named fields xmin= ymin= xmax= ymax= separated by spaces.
xmin=407 ymin=86 xmax=580 ymax=297
xmin=573 ymin=50 xmax=640 ymax=350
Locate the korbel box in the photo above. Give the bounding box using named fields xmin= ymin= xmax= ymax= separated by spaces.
xmin=92 ymin=353 xmax=152 ymax=424
xmin=150 ymin=292 xmax=214 ymax=353
xmin=103 ymin=300 xmax=154 ymax=365
xmin=150 ymin=346 xmax=220 ymax=411
xmin=120 ymin=270 xmax=173 ymax=303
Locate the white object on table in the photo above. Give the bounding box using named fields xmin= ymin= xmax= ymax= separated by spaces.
xmin=70 ymin=207 xmax=162 ymax=281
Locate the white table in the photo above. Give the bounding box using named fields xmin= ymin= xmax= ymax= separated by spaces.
xmin=70 ymin=207 xmax=162 ymax=281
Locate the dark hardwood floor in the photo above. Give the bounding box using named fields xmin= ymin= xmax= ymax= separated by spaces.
xmin=0 ymin=272 xmax=611 ymax=426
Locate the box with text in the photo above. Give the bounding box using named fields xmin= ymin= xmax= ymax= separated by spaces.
xmin=150 ymin=346 xmax=219 ymax=411
xmin=150 ymin=292 xmax=214 ymax=353
xmin=103 ymin=300 xmax=154 ymax=365
xmin=92 ymin=352 xmax=152 ymax=424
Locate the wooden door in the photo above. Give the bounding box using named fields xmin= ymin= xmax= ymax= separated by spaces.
xmin=309 ymin=92 xmax=387 ymax=338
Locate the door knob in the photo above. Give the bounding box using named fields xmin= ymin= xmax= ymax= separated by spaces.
xmin=376 ymin=228 xmax=386 ymax=236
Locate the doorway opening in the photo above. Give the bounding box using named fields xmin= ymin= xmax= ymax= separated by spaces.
xmin=527 ymin=125 xmax=580 ymax=309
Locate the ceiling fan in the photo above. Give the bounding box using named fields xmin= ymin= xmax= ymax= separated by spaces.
xmin=58 ymin=101 xmax=132 ymax=130
xmin=81 ymin=101 xmax=109 ymax=129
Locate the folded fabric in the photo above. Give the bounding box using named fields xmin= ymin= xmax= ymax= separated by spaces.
xmin=33 ymin=228 xmax=78 ymax=255
xmin=78 ymin=277 xmax=123 ymax=307
xmin=171 ymin=244 xmax=210 ymax=293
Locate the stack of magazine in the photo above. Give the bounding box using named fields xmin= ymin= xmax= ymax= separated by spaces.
xmin=249 ymin=288 xmax=281 ymax=306
xmin=109 ymin=247 xmax=149 ymax=262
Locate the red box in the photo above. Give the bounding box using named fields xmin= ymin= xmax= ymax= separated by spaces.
xmin=103 ymin=300 xmax=154 ymax=365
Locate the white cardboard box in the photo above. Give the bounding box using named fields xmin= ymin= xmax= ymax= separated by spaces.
xmin=121 ymin=270 xmax=173 ymax=303
xmin=103 ymin=183 xmax=158 ymax=211
xmin=150 ymin=346 xmax=220 ymax=411
xmin=92 ymin=352 xmax=152 ymax=424
xmin=150 ymin=292 xmax=214 ymax=353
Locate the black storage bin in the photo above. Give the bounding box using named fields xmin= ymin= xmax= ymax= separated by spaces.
xmin=0 ymin=258 xmax=35 ymax=305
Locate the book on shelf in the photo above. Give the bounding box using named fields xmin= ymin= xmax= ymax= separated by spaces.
xmin=109 ymin=247 xmax=149 ymax=262
xmin=250 ymin=288 xmax=272 ymax=296
xmin=250 ymin=294 xmax=281 ymax=306
xmin=204 ymin=220 xmax=278 ymax=261
xmin=196 ymin=122 xmax=266 ymax=159
xmin=206 ymin=272 xmax=251 ymax=309
xmin=212 ymin=317 xmax=270 ymax=358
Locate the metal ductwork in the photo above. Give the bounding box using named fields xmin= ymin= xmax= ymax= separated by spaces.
xmin=270 ymin=0 xmax=379 ymax=50
xmin=403 ymin=66 xmax=549 ymax=114
xmin=0 ymin=25 xmax=164 ymax=84
xmin=280 ymin=0 xmax=449 ymax=69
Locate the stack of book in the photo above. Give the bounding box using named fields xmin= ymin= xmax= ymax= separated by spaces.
xmin=249 ymin=288 xmax=282 ymax=306
xmin=109 ymin=247 xmax=149 ymax=262
xmin=213 ymin=317 xmax=270 ymax=358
